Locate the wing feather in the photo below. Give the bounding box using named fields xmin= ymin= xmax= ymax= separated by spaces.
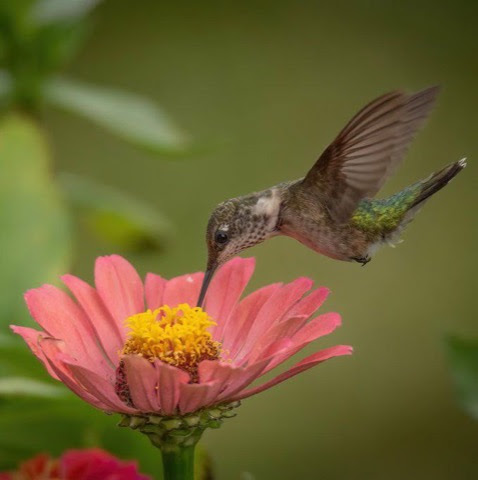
xmin=301 ymin=86 xmax=440 ymax=223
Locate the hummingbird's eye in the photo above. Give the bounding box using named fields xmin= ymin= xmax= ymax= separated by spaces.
xmin=215 ymin=231 xmax=229 ymax=245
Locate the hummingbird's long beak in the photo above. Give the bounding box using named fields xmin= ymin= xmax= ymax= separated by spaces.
xmin=197 ymin=265 xmax=217 ymax=308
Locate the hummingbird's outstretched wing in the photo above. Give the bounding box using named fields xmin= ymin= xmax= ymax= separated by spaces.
xmin=301 ymin=86 xmax=440 ymax=223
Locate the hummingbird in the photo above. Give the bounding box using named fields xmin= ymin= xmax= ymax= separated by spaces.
xmin=197 ymin=86 xmax=466 ymax=306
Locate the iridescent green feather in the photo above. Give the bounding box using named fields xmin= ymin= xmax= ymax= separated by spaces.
xmin=351 ymin=183 xmax=422 ymax=234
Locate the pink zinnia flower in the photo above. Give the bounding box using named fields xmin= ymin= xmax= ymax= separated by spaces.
xmin=0 ymin=448 xmax=149 ymax=480
xmin=12 ymin=255 xmax=351 ymax=418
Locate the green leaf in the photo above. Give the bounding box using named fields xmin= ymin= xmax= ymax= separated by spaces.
xmin=45 ymin=76 xmax=190 ymax=155
xmin=0 ymin=113 xmax=71 ymax=326
xmin=30 ymin=0 xmax=102 ymax=25
xmin=0 ymin=377 xmax=64 ymax=398
xmin=58 ymin=172 xmax=172 ymax=251
xmin=446 ymin=335 xmax=478 ymax=420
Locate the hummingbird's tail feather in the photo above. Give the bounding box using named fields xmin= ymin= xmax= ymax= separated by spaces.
xmin=354 ymin=158 xmax=466 ymax=252
xmin=352 ymin=158 xmax=466 ymax=237
xmin=351 ymin=158 xmax=465 ymax=257
xmin=401 ymin=158 xmax=466 ymax=223
xmin=391 ymin=157 xmax=467 ymax=238
xmin=409 ymin=158 xmax=467 ymax=210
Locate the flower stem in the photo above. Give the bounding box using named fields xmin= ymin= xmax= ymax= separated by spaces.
xmin=161 ymin=445 xmax=195 ymax=480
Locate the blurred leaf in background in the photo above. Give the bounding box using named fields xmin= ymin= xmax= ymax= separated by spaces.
xmin=59 ymin=172 xmax=172 ymax=251
xmin=0 ymin=113 xmax=70 ymax=327
xmin=31 ymin=0 xmax=102 ymax=24
xmin=0 ymin=377 xmax=64 ymax=398
xmin=0 ymin=0 xmax=190 ymax=155
xmin=446 ymin=336 xmax=478 ymax=420
xmin=45 ymin=77 xmax=190 ymax=155
xmin=0 ymin=113 xmax=74 ymax=469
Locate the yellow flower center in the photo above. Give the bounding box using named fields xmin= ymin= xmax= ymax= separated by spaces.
xmin=121 ymin=304 xmax=221 ymax=381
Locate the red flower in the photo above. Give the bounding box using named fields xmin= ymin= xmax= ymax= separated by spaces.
xmin=0 ymin=449 xmax=150 ymax=480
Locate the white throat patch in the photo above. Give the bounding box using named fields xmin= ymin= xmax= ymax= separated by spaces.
xmin=253 ymin=189 xmax=281 ymax=231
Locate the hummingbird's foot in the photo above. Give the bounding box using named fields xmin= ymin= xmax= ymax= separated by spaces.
xmin=352 ymin=255 xmax=371 ymax=266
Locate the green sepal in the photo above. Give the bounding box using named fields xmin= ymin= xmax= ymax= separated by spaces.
xmin=118 ymin=401 xmax=240 ymax=453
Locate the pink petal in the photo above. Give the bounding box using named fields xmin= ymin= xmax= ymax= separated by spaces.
xmin=204 ymin=257 xmax=255 ymax=340
xmin=156 ymin=362 xmax=189 ymax=415
xmin=216 ymin=313 xmax=343 ymax=401
xmin=245 ymin=316 xmax=307 ymax=364
xmin=40 ymin=338 xmax=111 ymax=411
xmin=234 ymin=278 xmax=313 ymax=363
xmin=161 ymin=272 xmax=204 ymax=308
xmin=260 ymin=312 xmax=342 ymax=372
xmin=178 ymin=381 xmax=222 ymax=414
xmin=145 ymin=273 xmax=167 ymax=310
xmin=95 ymin=255 xmax=144 ymax=330
xmin=196 ymin=357 xmax=278 ymax=405
xmin=123 ymin=355 xmax=160 ymax=412
xmin=63 ymin=359 xmax=137 ymax=414
xmin=224 ymin=283 xmax=282 ymax=357
xmin=243 ymin=288 xmax=331 ymax=365
xmin=197 ymin=359 xmax=272 ymax=405
xmin=286 ymin=287 xmax=330 ymax=319
xmin=291 ymin=312 xmax=341 ymax=344
xmin=197 ymin=360 xmax=245 ymax=403
xmin=215 ymin=356 xmax=273 ymax=401
xmin=10 ymin=325 xmax=59 ymax=380
xmin=199 ymin=359 xmax=237 ymax=384
xmin=24 ymin=285 xmax=111 ymax=377
xmin=62 ymin=274 xmax=123 ymax=364
xmin=259 ymin=338 xmax=295 ymax=360
xmin=233 ymin=345 xmax=353 ymax=401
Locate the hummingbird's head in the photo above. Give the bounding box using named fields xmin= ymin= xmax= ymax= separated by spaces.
xmin=197 ymin=189 xmax=281 ymax=306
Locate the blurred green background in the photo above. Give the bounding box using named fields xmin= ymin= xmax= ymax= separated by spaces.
xmin=1 ymin=0 xmax=477 ymax=479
